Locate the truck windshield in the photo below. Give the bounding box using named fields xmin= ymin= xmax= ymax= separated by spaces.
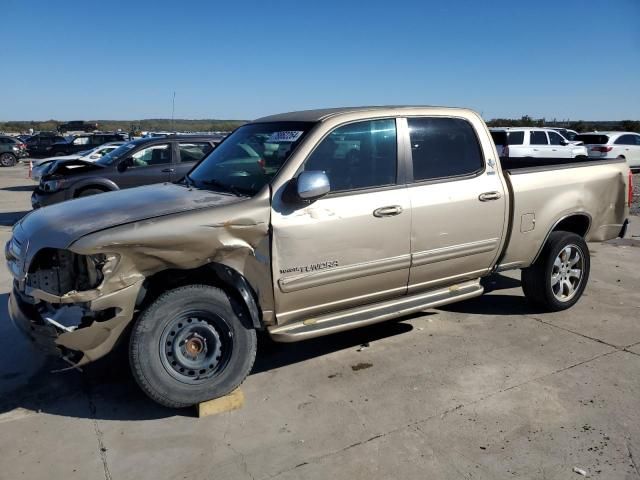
xmin=186 ymin=121 xmax=315 ymax=196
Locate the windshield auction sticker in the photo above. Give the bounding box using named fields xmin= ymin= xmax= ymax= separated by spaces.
xmin=267 ymin=131 xmax=304 ymax=142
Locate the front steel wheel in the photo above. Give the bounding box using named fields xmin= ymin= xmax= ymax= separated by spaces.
xmin=160 ymin=313 xmax=232 ymax=384
xmin=522 ymin=231 xmax=590 ymax=311
xmin=129 ymin=285 xmax=257 ymax=408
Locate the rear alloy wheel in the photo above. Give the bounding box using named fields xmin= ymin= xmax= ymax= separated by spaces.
xmin=0 ymin=153 xmax=17 ymax=167
xmin=129 ymin=285 xmax=257 ymax=408
xmin=521 ymin=231 xmax=590 ymax=311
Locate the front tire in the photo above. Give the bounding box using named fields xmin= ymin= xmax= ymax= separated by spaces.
xmin=521 ymin=231 xmax=590 ymax=311
xmin=129 ymin=285 xmax=257 ymax=408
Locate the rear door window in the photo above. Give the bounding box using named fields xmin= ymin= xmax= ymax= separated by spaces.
xmin=407 ymin=117 xmax=484 ymax=181
xmin=131 ymin=144 xmax=171 ymax=167
xmin=530 ymin=131 xmax=548 ymax=145
xmin=507 ymin=131 xmax=524 ymax=145
xmin=178 ymin=142 xmax=213 ymax=163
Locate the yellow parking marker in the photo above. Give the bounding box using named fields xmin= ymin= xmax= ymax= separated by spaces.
xmin=197 ymin=388 xmax=245 ymax=418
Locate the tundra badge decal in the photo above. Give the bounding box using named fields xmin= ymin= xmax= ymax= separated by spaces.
xmin=280 ymin=260 xmax=339 ymax=275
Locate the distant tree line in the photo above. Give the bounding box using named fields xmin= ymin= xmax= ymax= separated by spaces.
xmin=0 ymin=119 xmax=247 ymax=134
xmin=487 ymin=115 xmax=640 ymax=133
xmin=2 ymin=116 xmax=639 ymax=135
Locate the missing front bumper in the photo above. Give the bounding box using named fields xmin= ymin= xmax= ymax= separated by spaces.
xmin=8 ymin=280 xmax=143 ymax=367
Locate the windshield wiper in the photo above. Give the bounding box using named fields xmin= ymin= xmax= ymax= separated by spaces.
xmin=199 ymin=179 xmax=248 ymax=197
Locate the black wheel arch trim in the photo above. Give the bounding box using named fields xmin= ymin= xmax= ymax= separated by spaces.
xmin=67 ymin=177 xmax=119 ymax=199
xmin=140 ymin=263 xmax=264 ymax=331
xmin=531 ymin=212 xmax=592 ymax=264
xmin=208 ymin=263 xmax=263 ymax=330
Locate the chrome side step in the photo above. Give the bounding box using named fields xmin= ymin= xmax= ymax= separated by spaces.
xmin=268 ymin=279 xmax=484 ymax=342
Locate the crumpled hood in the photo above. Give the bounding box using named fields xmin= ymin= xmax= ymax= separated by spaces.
xmin=44 ymin=158 xmax=104 ymax=176
xmin=16 ymin=183 xmax=245 ymax=261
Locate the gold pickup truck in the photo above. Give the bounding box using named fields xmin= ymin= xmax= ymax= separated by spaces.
xmin=6 ymin=107 xmax=632 ymax=407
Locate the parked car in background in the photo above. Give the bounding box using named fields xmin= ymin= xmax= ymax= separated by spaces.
xmin=0 ymin=135 xmax=29 ymax=167
xmin=549 ymin=128 xmax=579 ymax=142
xmin=32 ymin=135 xmax=221 ymax=207
xmin=7 ymin=106 xmax=631 ymax=407
xmin=31 ymin=141 xmax=126 ymax=181
xmin=58 ymin=121 xmax=99 ymax=133
xmin=16 ymin=134 xmax=33 ymax=142
xmin=575 ymin=132 xmax=640 ymax=171
xmin=47 ymin=133 xmax=125 ymax=157
xmin=492 ymin=127 xmax=587 ymax=160
xmin=26 ymin=133 xmax=66 ymax=157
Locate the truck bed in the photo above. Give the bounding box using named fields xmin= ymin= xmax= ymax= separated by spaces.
xmin=497 ymin=157 xmax=629 ymax=270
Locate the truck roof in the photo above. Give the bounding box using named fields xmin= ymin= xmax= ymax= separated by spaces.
xmin=253 ymin=106 xmax=478 ymax=123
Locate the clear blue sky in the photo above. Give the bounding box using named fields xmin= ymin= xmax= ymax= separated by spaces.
xmin=1 ymin=0 xmax=638 ymax=121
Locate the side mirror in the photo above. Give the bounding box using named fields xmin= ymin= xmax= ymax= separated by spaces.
xmin=117 ymin=157 xmax=133 ymax=172
xmin=560 ymin=140 xmax=569 ymax=146
xmin=283 ymin=171 xmax=330 ymax=203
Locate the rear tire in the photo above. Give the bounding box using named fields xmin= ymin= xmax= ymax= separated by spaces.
xmin=0 ymin=153 xmax=17 ymax=167
xmin=129 ymin=285 xmax=257 ymax=408
xmin=521 ymin=231 xmax=590 ymax=311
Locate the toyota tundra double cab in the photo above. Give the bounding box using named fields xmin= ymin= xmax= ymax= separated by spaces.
xmin=6 ymin=107 xmax=632 ymax=407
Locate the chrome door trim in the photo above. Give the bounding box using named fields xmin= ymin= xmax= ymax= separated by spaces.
xmin=278 ymin=254 xmax=411 ymax=293
xmin=411 ymin=238 xmax=499 ymax=267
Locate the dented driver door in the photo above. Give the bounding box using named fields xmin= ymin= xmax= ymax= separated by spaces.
xmin=270 ymin=118 xmax=411 ymax=326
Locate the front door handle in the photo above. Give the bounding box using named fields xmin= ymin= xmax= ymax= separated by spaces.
xmin=161 ymin=168 xmax=175 ymax=173
xmin=479 ymin=191 xmax=502 ymax=202
xmin=373 ymin=205 xmax=403 ymax=217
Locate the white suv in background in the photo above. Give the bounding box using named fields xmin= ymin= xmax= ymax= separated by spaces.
xmin=490 ymin=128 xmax=588 ymax=159
xmin=575 ymin=132 xmax=640 ymax=170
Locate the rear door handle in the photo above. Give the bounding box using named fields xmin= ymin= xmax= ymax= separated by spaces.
xmin=373 ymin=205 xmax=403 ymax=217
xmin=161 ymin=168 xmax=175 ymax=173
xmin=479 ymin=191 xmax=502 ymax=202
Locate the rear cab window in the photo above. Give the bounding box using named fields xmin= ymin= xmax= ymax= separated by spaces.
xmin=407 ymin=117 xmax=484 ymax=181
